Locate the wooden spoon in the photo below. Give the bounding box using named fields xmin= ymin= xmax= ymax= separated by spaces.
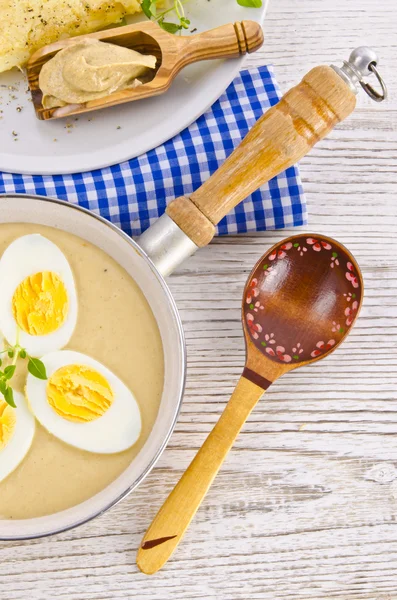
xmin=137 ymin=233 xmax=363 ymax=574
xmin=27 ymin=20 xmax=264 ymax=121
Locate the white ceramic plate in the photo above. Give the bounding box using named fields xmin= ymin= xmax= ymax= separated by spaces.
xmin=0 ymin=0 xmax=267 ymax=175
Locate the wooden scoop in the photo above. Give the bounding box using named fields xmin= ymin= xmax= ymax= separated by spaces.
xmin=27 ymin=20 xmax=264 ymax=121
xmin=137 ymin=234 xmax=363 ymax=574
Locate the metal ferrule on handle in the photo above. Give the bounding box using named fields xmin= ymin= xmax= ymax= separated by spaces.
xmin=138 ymin=214 xmax=198 ymax=277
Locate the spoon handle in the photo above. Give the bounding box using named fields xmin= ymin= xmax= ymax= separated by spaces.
xmin=174 ymin=21 xmax=264 ymax=68
xmin=136 ymin=375 xmax=267 ymax=575
xmin=166 ymin=65 xmax=357 ymax=247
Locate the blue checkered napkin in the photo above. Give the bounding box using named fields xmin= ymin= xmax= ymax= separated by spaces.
xmin=0 ymin=65 xmax=307 ymax=236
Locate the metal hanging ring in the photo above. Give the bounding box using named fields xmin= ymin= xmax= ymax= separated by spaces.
xmin=359 ymin=63 xmax=388 ymax=102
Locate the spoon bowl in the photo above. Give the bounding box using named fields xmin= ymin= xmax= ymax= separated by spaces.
xmin=242 ymin=233 xmax=363 ymax=387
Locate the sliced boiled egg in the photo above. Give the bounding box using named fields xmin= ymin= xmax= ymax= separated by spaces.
xmin=26 ymin=350 xmax=142 ymax=454
xmin=0 ymin=391 xmax=35 ymax=483
xmin=0 ymin=234 xmax=78 ymax=357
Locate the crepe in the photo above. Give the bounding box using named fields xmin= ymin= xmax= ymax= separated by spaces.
xmin=0 ymin=0 xmax=142 ymax=73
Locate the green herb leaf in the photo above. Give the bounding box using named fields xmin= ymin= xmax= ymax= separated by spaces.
xmin=0 ymin=358 xmax=2 ymax=367
xmin=7 ymin=350 xmax=14 ymax=358
xmin=19 ymin=349 xmax=27 ymax=359
xmin=159 ymin=19 xmax=182 ymax=33
xmin=149 ymin=0 xmax=157 ymax=17
xmin=28 ymin=358 xmax=47 ymax=380
xmin=237 ymin=0 xmax=262 ymax=7
xmin=142 ymin=0 xmax=154 ymax=18
xmin=0 ymin=380 xmax=6 ymax=395
xmin=4 ymin=386 xmax=16 ymax=408
xmin=4 ymin=365 xmax=16 ymax=380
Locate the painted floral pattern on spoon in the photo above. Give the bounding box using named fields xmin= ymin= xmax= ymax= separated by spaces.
xmin=243 ymin=235 xmax=363 ymax=365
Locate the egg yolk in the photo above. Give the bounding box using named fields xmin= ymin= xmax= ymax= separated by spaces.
xmin=47 ymin=365 xmax=114 ymax=423
xmin=12 ymin=271 xmax=68 ymax=336
xmin=0 ymin=400 xmax=16 ymax=450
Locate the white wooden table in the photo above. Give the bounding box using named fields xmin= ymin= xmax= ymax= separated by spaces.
xmin=2 ymin=1 xmax=397 ymax=598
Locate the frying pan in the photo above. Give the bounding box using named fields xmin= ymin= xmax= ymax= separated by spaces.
xmin=0 ymin=47 xmax=385 ymax=539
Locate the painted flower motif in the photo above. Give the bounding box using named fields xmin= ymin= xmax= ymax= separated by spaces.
xmin=343 ymin=292 xmax=356 ymax=302
xmin=246 ymin=278 xmax=259 ymax=304
xmin=293 ymin=242 xmax=307 ymax=257
xmin=332 ymin=321 xmax=342 ymax=333
xmin=253 ymin=300 xmax=264 ymax=313
xmin=292 ymin=343 xmax=303 ymax=360
xmin=266 ymin=345 xmax=292 ymax=363
xmin=330 ymin=252 xmax=339 ymax=268
xmin=345 ymin=300 xmax=358 ymax=326
xmin=306 ymin=238 xmax=332 ymax=252
xmin=262 ymin=264 xmax=274 ymax=277
xmin=310 ymin=339 xmax=335 ymax=358
xmin=269 ymin=242 xmax=293 ymax=261
xmin=346 ymin=262 xmax=359 ymax=289
xmin=246 ymin=313 xmax=262 ymax=340
xmin=264 ymin=333 xmax=276 ymax=344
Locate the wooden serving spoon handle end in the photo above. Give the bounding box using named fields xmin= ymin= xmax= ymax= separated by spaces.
xmin=137 ymin=534 xmax=179 ymax=575
xmin=136 ymin=375 xmax=267 ymax=574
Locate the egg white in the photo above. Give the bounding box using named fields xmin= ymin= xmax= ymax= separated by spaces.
xmin=25 ymin=350 xmax=142 ymax=454
xmin=0 ymin=391 xmax=36 ymax=483
xmin=0 ymin=234 xmax=78 ymax=356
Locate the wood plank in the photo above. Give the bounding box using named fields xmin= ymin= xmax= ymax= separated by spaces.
xmin=0 ymin=0 xmax=396 ymax=597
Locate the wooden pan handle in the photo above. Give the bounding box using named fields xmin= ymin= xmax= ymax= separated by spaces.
xmin=175 ymin=21 xmax=264 ymax=66
xmin=137 ymin=376 xmax=266 ymax=575
xmin=166 ymin=66 xmax=357 ymax=247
